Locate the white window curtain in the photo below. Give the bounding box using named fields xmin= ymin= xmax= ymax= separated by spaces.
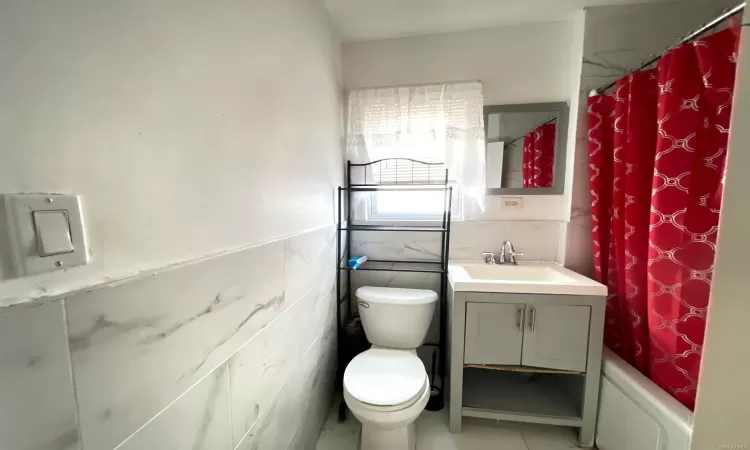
xmin=346 ymin=81 xmax=486 ymax=212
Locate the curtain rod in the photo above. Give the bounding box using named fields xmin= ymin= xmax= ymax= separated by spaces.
xmin=347 ymin=79 xmax=482 ymax=92
xmin=591 ymin=2 xmax=745 ymax=96
xmin=505 ymin=116 xmax=557 ymax=147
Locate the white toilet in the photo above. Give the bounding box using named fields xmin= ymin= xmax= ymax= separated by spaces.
xmin=343 ymin=286 xmax=438 ymax=450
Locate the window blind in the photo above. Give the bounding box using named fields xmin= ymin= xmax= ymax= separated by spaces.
xmin=368 ymin=159 xmax=447 ymax=185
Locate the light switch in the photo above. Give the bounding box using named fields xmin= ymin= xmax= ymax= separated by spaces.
xmin=33 ymin=210 xmax=75 ymax=256
xmin=2 ymin=193 xmax=89 ymax=277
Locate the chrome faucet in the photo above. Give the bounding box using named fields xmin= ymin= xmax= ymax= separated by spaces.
xmin=482 ymin=241 xmax=524 ymax=265
xmin=499 ymin=240 xmax=524 ymax=265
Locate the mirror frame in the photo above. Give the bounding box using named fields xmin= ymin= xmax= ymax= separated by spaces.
xmin=484 ymin=102 xmax=569 ymax=195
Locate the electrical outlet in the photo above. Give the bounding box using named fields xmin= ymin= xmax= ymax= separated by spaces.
xmin=501 ymin=197 xmax=524 ymax=209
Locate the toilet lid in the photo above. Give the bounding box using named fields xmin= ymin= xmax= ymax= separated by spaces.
xmin=344 ymin=349 xmax=426 ymax=407
xmin=356 ymin=286 xmax=438 ymax=305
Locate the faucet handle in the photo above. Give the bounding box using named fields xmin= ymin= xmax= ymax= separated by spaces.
xmin=482 ymin=252 xmax=496 ymax=264
xmin=508 ymin=250 xmax=524 ymax=264
xmin=500 ymin=240 xmax=524 ymax=264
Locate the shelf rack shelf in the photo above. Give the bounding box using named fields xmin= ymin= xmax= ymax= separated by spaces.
xmin=339 ymin=260 xmax=445 ymax=274
xmin=343 ymin=185 xmax=450 ymax=191
xmin=338 ymin=225 xmax=447 ymax=232
xmin=335 ymin=159 xmax=453 ymax=417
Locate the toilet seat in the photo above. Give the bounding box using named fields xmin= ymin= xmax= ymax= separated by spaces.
xmin=344 ymin=349 xmax=427 ymax=411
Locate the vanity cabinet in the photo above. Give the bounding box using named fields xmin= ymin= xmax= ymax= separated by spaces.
xmin=448 ymin=288 xmax=606 ymax=448
xmin=522 ymin=303 xmax=590 ymax=372
xmin=464 ymin=301 xmax=524 ymax=365
xmin=464 ymin=300 xmax=591 ymax=372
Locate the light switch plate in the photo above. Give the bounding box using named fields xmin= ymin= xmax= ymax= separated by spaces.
xmin=2 ymin=194 xmax=89 ymax=277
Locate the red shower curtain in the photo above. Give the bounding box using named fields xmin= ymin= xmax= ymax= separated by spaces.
xmin=523 ymin=123 xmax=556 ymax=187
xmin=588 ymin=27 xmax=739 ymax=410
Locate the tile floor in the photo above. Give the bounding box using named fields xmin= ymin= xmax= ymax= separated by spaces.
xmin=316 ymin=403 xmax=582 ymax=450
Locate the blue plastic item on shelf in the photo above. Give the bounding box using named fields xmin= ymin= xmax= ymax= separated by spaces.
xmin=348 ymin=256 xmax=368 ymax=270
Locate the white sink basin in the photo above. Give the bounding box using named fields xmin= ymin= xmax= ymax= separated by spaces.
xmin=461 ymin=264 xmax=576 ymax=283
xmin=449 ymin=262 xmax=607 ymax=296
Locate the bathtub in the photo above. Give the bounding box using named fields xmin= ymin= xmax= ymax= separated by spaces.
xmin=596 ymin=349 xmax=693 ymax=450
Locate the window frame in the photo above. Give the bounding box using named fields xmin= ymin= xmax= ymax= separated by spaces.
xmin=365 ymin=185 xmax=463 ymax=222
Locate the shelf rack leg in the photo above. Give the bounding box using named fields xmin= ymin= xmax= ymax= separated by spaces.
xmin=439 ymin=186 xmax=453 ymax=401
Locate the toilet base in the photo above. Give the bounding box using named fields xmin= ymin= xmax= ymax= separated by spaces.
xmin=360 ymin=421 xmax=416 ymax=450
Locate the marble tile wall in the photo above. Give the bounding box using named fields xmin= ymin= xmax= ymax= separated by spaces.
xmin=350 ymin=220 xmax=561 ymax=265
xmin=0 ymin=301 xmax=80 ymax=450
xmin=236 ymin=320 xmax=337 ymax=450
xmin=116 ymin=364 xmax=233 ymax=450
xmin=450 ymin=220 xmax=560 ymax=261
xmin=0 ymin=225 xmax=337 ymax=450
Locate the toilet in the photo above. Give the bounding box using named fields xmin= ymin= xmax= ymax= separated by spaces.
xmin=343 ymin=286 xmax=438 ymax=450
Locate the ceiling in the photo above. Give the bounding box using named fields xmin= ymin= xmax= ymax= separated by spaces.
xmin=325 ymin=0 xmax=671 ymax=42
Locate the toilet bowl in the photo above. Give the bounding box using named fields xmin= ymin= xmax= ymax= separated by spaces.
xmin=344 ymin=348 xmax=431 ymax=450
xmin=343 ymin=287 xmax=438 ymax=450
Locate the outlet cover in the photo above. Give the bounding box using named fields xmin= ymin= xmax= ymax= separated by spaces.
xmin=501 ymin=197 xmax=524 ymax=209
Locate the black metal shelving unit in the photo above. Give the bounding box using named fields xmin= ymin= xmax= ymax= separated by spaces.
xmin=335 ymin=158 xmax=453 ymax=418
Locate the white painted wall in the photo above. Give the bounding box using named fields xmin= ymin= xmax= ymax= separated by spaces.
xmin=558 ymin=10 xmax=586 ymax=267
xmin=343 ymin=20 xmax=577 ymax=106
xmin=691 ymin=26 xmax=750 ymax=450
xmin=0 ymin=0 xmax=344 ymax=305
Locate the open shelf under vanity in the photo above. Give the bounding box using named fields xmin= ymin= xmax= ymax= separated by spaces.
xmin=461 ymin=367 xmax=584 ymax=427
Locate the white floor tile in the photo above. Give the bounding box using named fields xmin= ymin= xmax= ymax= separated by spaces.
xmin=316 ymin=407 xmax=360 ymax=450
xmin=316 ymin=404 xmax=582 ymax=450
xmin=416 ymin=412 xmax=527 ymax=450
xmin=482 ymin=421 xmax=580 ymax=449
xmin=518 ymin=424 xmax=580 ymax=450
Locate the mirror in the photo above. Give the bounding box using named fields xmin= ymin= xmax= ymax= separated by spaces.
xmin=484 ymin=102 xmax=568 ymax=195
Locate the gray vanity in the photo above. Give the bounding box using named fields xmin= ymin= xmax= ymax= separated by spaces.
xmin=446 ymin=261 xmax=607 ymax=448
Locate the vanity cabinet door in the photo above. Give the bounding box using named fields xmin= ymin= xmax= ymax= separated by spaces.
xmin=522 ymin=304 xmax=590 ymax=372
xmin=464 ymin=302 xmax=524 ymax=365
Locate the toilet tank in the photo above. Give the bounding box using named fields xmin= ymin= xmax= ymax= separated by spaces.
xmin=355 ymin=286 xmax=438 ymax=349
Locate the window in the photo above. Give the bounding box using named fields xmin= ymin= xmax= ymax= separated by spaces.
xmin=369 ymin=186 xmax=461 ymax=221
xmin=346 ymin=82 xmax=487 ymax=217
xmin=364 ymin=159 xmax=461 ymax=221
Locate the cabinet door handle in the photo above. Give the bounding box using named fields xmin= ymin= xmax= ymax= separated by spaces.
xmin=528 ymin=307 xmax=536 ymax=332
xmin=516 ymin=307 xmax=524 ymax=330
